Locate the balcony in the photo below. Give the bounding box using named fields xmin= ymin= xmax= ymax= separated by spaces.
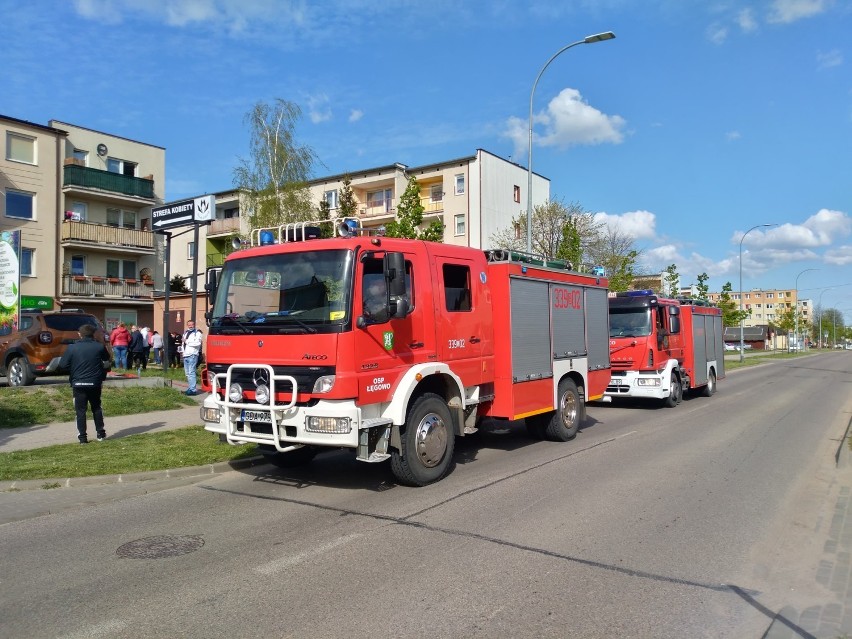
xmin=420 ymin=196 xmax=444 ymax=214
xmin=61 ymin=220 xmax=155 ymax=254
xmin=62 ymin=275 xmax=154 ymax=299
xmin=208 ymin=217 xmax=242 ymax=236
xmin=207 ymin=252 xmax=226 ymax=268
xmin=63 ymin=163 xmax=155 ymax=202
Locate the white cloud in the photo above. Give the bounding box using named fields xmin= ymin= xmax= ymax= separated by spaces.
xmin=348 ymin=109 xmax=364 ymax=123
xmin=817 ymin=49 xmax=843 ymax=69
xmin=504 ymin=88 xmax=625 ymax=159
xmin=736 ymin=8 xmax=758 ymax=32
xmin=306 ymin=93 xmax=332 ymax=124
xmin=706 ymin=23 xmax=728 ymax=45
xmin=594 ymin=210 xmax=657 ymax=241
xmin=645 ymin=244 xmax=680 ymax=263
xmin=767 ymin=0 xmax=830 ymax=24
xmin=726 ymin=130 xmax=742 ymax=141
xmin=731 ymin=209 xmax=850 ymax=251
xmin=824 ymin=245 xmax=852 ymax=266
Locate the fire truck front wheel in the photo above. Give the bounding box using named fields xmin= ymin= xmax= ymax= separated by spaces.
xmin=545 ymin=379 xmax=581 ymax=442
xmin=390 ymin=393 xmax=455 ymax=487
xmin=663 ymin=373 xmax=682 ymax=408
xmin=701 ymin=370 xmax=717 ymax=397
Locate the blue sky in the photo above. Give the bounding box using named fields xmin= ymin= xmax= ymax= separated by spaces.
xmin=3 ymin=0 xmax=851 ymax=308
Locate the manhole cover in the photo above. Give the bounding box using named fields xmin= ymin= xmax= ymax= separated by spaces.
xmin=116 ymin=535 xmax=204 ymax=559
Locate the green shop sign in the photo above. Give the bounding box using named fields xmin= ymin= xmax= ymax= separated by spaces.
xmin=21 ymin=296 xmax=54 ymax=310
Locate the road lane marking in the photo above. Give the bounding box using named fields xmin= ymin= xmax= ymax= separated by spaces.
xmin=255 ymin=533 xmax=363 ymax=575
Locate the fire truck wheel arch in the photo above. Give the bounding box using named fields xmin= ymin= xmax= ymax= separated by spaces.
xmin=384 ymin=363 xmax=466 ymax=436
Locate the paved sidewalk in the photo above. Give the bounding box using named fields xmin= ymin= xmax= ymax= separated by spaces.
xmin=0 ymin=375 xmax=207 ymax=453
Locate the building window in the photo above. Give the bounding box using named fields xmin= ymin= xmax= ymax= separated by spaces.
xmin=513 ymin=185 xmax=521 ymax=203
xmin=367 ymin=189 xmax=392 ymax=212
xmin=431 ymin=184 xmax=443 ymax=202
xmin=73 ymin=148 xmax=88 ymax=165
xmin=21 ymin=248 xmax=33 ymax=276
xmin=767 ymin=292 xmax=774 ymax=298
xmin=454 ymin=214 xmax=465 ymax=236
xmin=5 ymin=189 xmax=34 ymax=219
xmin=71 ymin=255 xmax=86 ymax=276
xmin=107 ymin=208 xmax=137 ymax=229
xmin=323 ymin=189 xmax=338 ymax=209
xmin=223 ymin=207 xmax=239 ymax=219
xmin=454 ymin=174 xmax=465 ymax=195
xmin=107 ymin=157 xmax=137 ymax=177
xmin=106 ymin=259 xmax=137 ymax=279
xmin=187 ymin=242 xmax=195 ymax=259
xmin=71 ymin=202 xmax=88 ymax=221
xmin=6 ymin=133 xmax=35 ymax=164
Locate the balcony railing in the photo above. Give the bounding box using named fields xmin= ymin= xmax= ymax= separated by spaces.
xmin=61 ymin=220 xmax=154 ymax=250
xmin=64 ymin=164 xmax=155 ymax=200
xmin=360 ymin=201 xmax=396 ymax=219
xmin=209 ymin=217 xmax=241 ymax=235
xmin=62 ymin=275 xmax=154 ymax=299
xmin=420 ymin=196 xmax=444 ymax=213
xmin=207 ymin=252 xmax=226 ymax=268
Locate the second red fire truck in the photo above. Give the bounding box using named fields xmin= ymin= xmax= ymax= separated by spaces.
xmin=605 ymin=290 xmax=725 ymax=406
xmin=199 ymin=221 xmax=611 ymax=485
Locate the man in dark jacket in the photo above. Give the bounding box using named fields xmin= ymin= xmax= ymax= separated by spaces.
xmin=128 ymin=324 xmax=147 ymax=371
xmin=58 ymin=323 xmax=111 ymax=444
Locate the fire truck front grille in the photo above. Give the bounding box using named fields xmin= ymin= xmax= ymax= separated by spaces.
xmin=208 ymin=363 xmax=334 ymax=391
xmin=610 ymin=361 xmax=634 ymax=370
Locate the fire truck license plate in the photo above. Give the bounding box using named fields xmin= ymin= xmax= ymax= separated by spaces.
xmin=611 ymin=379 xmax=623 ymax=386
xmin=241 ymin=410 xmax=272 ymax=423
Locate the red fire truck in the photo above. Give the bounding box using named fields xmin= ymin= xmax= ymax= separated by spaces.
xmin=605 ymin=290 xmax=725 ymax=406
xmin=199 ymin=221 xmax=611 ymax=486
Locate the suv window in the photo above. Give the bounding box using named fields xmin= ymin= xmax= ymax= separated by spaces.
xmin=44 ymin=315 xmax=98 ymax=331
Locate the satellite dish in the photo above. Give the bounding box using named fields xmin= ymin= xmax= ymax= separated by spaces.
xmin=96 ymin=143 xmax=108 ymax=157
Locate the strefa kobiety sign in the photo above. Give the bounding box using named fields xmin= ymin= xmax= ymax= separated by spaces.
xmin=151 ymin=195 xmax=215 ymax=231
xmin=0 ymin=230 xmax=21 ymax=334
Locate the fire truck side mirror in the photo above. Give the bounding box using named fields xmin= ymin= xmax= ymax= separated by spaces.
xmin=384 ymin=252 xmax=406 ymax=297
xmin=667 ymin=305 xmax=681 ymax=334
xmin=205 ymin=268 xmax=221 ymax=306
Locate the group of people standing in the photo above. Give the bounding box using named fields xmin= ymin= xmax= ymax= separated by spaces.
xmin=108 ymin=323 xmax=191 ymax=370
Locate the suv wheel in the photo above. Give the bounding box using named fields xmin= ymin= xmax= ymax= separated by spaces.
xmin=8 ymin=356 xmax=35 ymax=387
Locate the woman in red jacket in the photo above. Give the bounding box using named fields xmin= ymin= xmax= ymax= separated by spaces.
xmin=109 ymin=322 xmax=130 ymax=370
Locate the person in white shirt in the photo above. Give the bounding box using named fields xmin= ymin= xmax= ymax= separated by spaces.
xmin=181 ymin=320 xmax=203 ymax=396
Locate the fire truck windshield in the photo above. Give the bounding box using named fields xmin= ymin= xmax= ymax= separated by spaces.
xmin=209 ymin=249 xmax=353 ymax=334
xmin=609 ymin=307 xmax=652 ymax=337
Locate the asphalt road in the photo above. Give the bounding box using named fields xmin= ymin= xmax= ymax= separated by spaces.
xmin=1 ymin=352 xmax=850 ymax=638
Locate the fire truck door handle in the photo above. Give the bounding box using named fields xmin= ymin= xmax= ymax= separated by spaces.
xmin=470 ymin=336 xmax=481 ymax=343
xmin=409 ymin=341 xmax=424 ymax=349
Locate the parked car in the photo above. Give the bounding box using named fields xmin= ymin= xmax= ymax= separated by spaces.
xmin=0 ymin=309 xmax=111 ymax=386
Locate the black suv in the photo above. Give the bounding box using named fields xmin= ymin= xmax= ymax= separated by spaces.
xmin=0 ymin=309 xmax=110 ymax=386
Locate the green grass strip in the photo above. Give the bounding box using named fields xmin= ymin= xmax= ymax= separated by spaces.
xmin=0 ymin=426 xmax=258 ymax=481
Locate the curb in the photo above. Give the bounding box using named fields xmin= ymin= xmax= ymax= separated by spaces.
xmin=0 ymin=455 xmax=268 ymax=493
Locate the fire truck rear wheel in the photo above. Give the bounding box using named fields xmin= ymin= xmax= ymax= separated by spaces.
xmin=663 ymin=373 xmax=682 ymax=408
xmin=545 ymin=379 xmax=581 ymax=442
xmin=701 ymin=370 xmax=717 ymax=397
xmin=259 ymin=445 xmax=318 ymax=468
xmin=390 ymin=393 xmax=455 ymax=486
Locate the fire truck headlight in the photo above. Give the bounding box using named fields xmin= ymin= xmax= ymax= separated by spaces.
xmin=306 ymin=416 xmax=351 ymax=434
xmin=637 ymin=378 xmax=661 ymax=387
xmin=228 ymin=383 xmax=244 ymax=403
xmin=201 ymin=406 xmax=220 ymax=422
xmin=312 ymin=375 xmax=335 ymax=394
xmin=255 ymin=384 xmax=270 ymax=405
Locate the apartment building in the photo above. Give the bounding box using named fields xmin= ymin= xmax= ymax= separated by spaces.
xmin=707 ymin=288 xmax=811 ymax=329
xmin=168 ymin=149 xmax=550 ymax=290
xmin=1 ymin=115 xmax=165 ymax=330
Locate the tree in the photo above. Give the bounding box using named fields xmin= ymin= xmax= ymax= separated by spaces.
xmin=338 ymin=174 xmax=357 ymax=218
xmin=233 ymin=99 xmax=317 ymax=231
xmin=385 ymin=176 xmax=445 ymax=241
xmin=718 ymin=281 xmax=749 ymax=327
xmin=586 ymin=226 xmax=642 ymax=292
xmin=696 ymin=273 xmax=709 ymax=301
xmin=490 ymin=199 xmax=601 ymax=263
xmin=316 ymin=198 xmax=333 ymax=238
xmin=663 ymin=264 xmax=680 ymax=297
xmin=170 ymin=275 xmax=190 ymax=293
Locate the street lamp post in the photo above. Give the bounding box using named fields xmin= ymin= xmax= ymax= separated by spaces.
xmin=817 ymin=288 xmax=832 ymax=348
xmin=794 ymin=268 xmax=818 ymax=354
xmin=526 ymin=31 xmax=615 ymax=254
xmin=738 ymin=224 xmax=775 ymax=362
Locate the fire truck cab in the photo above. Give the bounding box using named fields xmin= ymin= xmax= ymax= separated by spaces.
xmin=605 ymin=290 xmax=724 ymax=406
xmin=199 ymin=221 xmax=610 ymax=486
